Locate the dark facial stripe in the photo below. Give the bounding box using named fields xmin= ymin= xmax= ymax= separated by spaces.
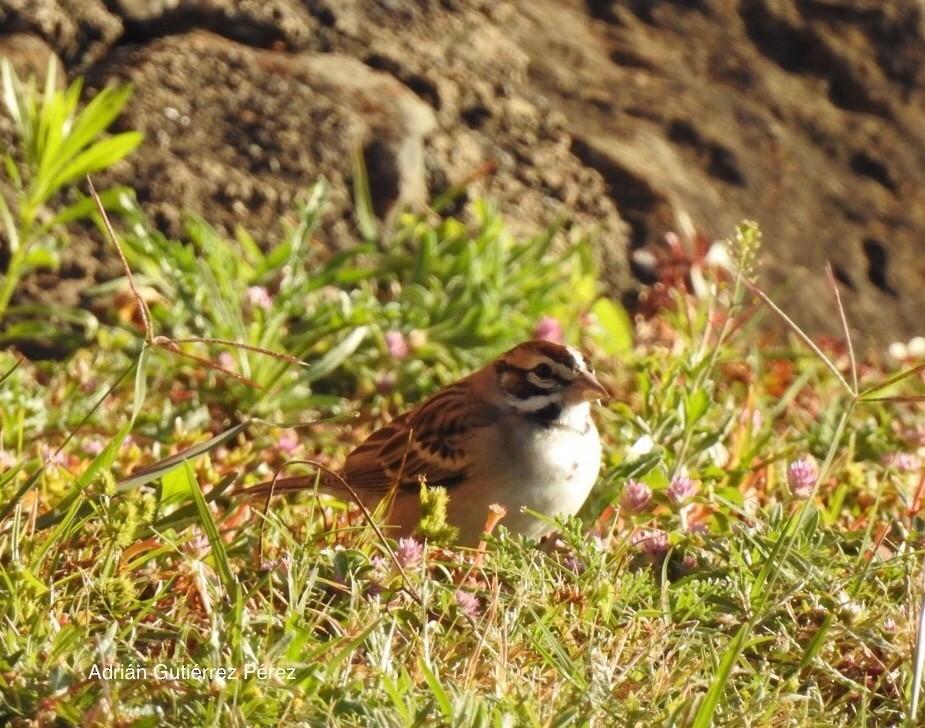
xmin=528 ymin=402 xmax=563 ymax=426
xmin=527 ymin=368 xmax=570 ymax=390
xmin=499 ymin=366 xmax=557 ymax=400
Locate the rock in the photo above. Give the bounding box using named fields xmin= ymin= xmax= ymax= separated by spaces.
xmin=0 ymin=32 xmax=64 ymax=86
xmin=520 ymin=0 xmax=925 ymax=349
xmin=0 ymin=0 xmax=122 ymax=69
xmin=77 ymin=31 xmax=439 ymax=245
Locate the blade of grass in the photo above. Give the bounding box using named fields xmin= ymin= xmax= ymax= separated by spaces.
xmin=352 ymin=146 xmax=378 ymax=241
xmin=909 ymin=551 xmax=925 ymax=724
xmin=419 ymin=658 xmax=454 ymax=720
xmin=150 ymin=473 xmax=238 ymax=535
xmin=131 ymin=342 xmax=149 ymax=425
xmin=691 ymin=621 xmax=750 ymax=728
xmin=117 ymin=420 xmax=250 ymax=491
xmin=184 ymin=460 xmax=237 ymax=597
xmin=826 ymin=263 xmax=857 ymax=393
xmin=302 ymin=326 xmax=368 ymax=382
xmin=795 ymin=613 xmax=834 ymax=675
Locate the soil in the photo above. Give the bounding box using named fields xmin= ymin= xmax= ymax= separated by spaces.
xmin=2 ymin=0 xmax=925 ymax=354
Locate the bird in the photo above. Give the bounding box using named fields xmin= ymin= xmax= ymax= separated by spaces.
xmin=243 ymin=340 xmax=607 ymax=546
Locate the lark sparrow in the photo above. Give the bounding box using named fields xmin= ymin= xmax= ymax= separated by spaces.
xmin=246 ymin=340 xmax=607 ymax=545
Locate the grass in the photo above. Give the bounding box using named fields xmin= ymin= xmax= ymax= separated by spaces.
xmin=1 ymin=65 xmax=924 ymax=726
xmin=2 ymin=217 xmax=923 ymax=726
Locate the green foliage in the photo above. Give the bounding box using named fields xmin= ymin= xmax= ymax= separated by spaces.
xmin=367 ymin=200 xmax=595 ymax=357
xmin=115 ymin=182 xmax=599 ymax=419
xmin=115 ymin=180 xmax=364 ymax=418
xmin=0 ymin=59 xmax=141 ymax=340
xmin=417 ymin=484 xmax=459 ymax=544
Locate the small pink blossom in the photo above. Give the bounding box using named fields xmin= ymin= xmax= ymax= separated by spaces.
xmin=385 ymin=330 xmax=409 ymax=359
xmin=787 ymin=458 xmax=817 ymax=499
xmin=260 ymin=553 xmax=293 ymax=573
xmin=246 ymin=286 xmax=272 ymax=310
xmin=376 ymin=371 xmax=397 ymax=394
xmin=370 ymin=555 xmax=389 ymax=575
xmin=620 ymin=480 xmax=652 ymax=514
xmin=561 ymin=553 xmax=585 ymax=574
xmin=82 ymin=438 xmax=105 ymax=456
xmin=0 ymin=449 xmax=17 ymax=469
xmin=667 ymin=475 xmax=698 ymax=505
xmin=632 ymin=529 xmax=670 ymax=559
xmin=533 ymin=316 xmax=564 ymax=344
xmin=41 ymin=446 xmax=65 ymax=473
xmin=277 ymin=430 xmax=300 ymax=455
xmin=901 ymin=426 xmax=925 ymax=447
xmin=395 ymin=537 xmax=423 ymax=569
xmin=883 ymin=452 xmax=921 ymax=473
xmin=218 ymin=352 xmax=236 ymax=370
xmin=454 ymin=590 xmax=481 ymax=618
xmin=185 ymin=531 xmax=210 ymax=559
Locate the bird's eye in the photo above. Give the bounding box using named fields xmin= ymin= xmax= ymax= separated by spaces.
xmin=533 ymin=363 xmax=554 ymax=379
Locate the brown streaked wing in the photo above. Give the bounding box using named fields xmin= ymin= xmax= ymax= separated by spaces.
xmin=341 ymin=385 xmax=498 ymax=493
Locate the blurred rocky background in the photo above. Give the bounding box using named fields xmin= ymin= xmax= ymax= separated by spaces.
xmin=2 ymin=0 xmax=924 ymax=352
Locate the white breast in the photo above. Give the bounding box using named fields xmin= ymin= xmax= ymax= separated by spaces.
xmin=448 ymin=402 xmax=602 ymax=543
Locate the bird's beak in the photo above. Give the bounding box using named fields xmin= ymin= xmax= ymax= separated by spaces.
xmin=577 ymin=372 xmax=608 ymax=401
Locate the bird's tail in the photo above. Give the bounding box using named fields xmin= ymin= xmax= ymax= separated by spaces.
xmin=234 ymin=471 xmax=404 ymax=541
xmin=235 ymin=468 xmax=356 ymax=501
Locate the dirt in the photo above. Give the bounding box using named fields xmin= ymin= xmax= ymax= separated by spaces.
xmin=2 ymin=0 xmax=925 ymax=353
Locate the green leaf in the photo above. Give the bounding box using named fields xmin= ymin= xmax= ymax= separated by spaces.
xmin=79 ymin=423 xmax=133 ymax=488
xmin=235 ymin=225 xmax=264 ymax=268
xmin=118 ymin=421 xmax=251 ymax=491
xmin=131 ymin=344 xmax=150 ymax=425
xmin=160 ymin=464 xmax=194 ymax=507
xmin=303 ymin=326 xmax=369 ymax=382
xmin=0 ymin=355 xmax=23 ymax=385
xmin=3 ymin=153 xmax=22 ymax=188
xmin=0 ymin=192 xmax=19 ymax=254
xmin=0 ymin=308 xmax=98 ymax=350
xmin=796 ymin=613 xmax=833 ymax=673
xmin=185 ymin=461 xmax=237 ymax=595
xmin=591 ymin=297 xmax=633 ymax=354
xmin=691 ymin=622 xmax=750 ymax=728
xmin=352 ymin=146 xmax=378 ymax=241
xmin=35 ymin=71 xmax=78 ymax=179
xmin=150 ymin=473 xmax=237 ymax=534
xmin=18 ymin=566 xmax=50 ymax=596
xmin=21 ymin=240 xmax=61 ymax=270
xmin=42 ymin=185 xmax=132 ymax=230
xmin=1 ymin=60 xmax=25 ymax=133
xmin=683 ymin=388 xmax=711 ymax=427
xmin=47 ymin=131 xmax=142 ymax=194
xmin=418 ymin=658 xmax=453 ymax=719
xmin=60 ymin=84 xmax=134 ymax=159
xmin=39 ymin=83 xmax=132 ymax=187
